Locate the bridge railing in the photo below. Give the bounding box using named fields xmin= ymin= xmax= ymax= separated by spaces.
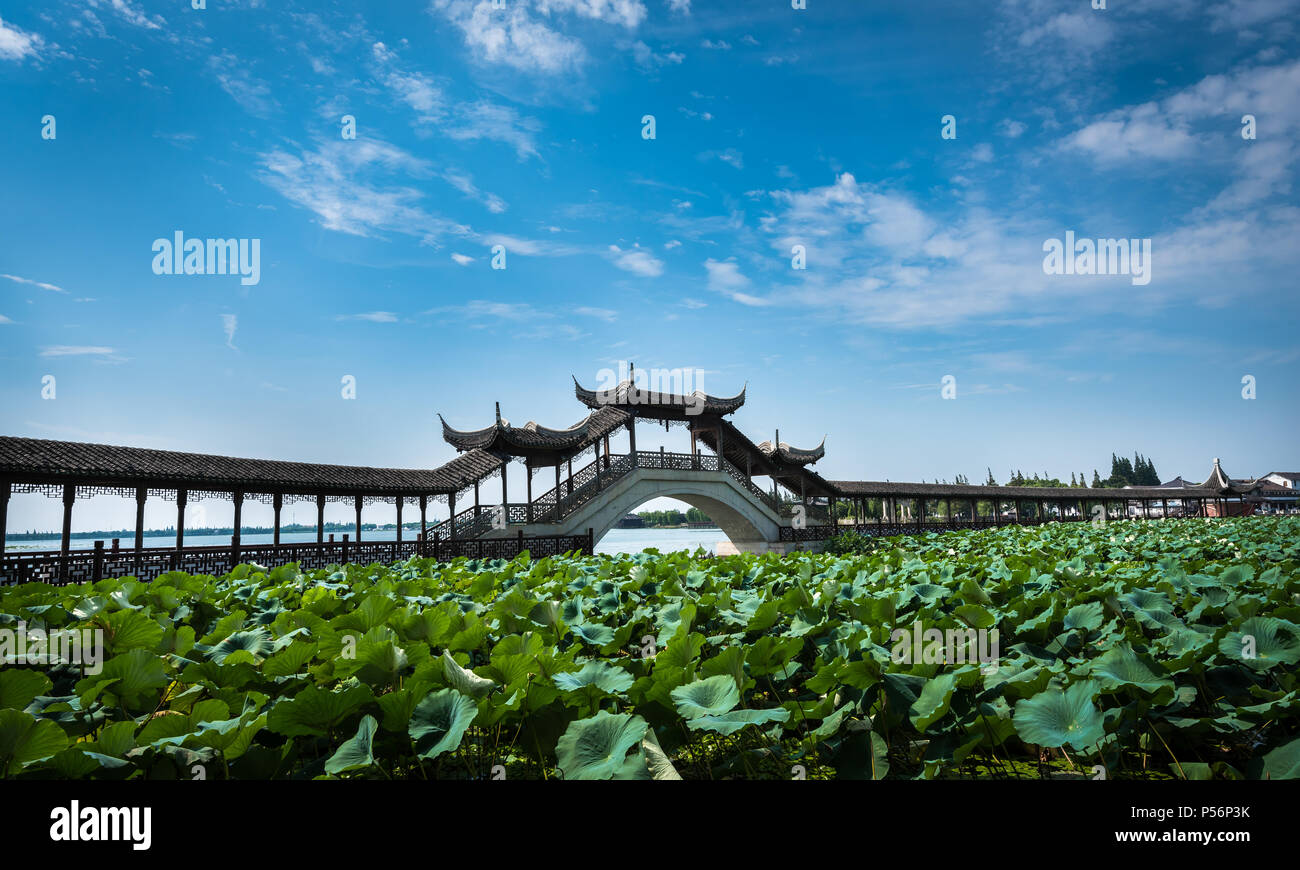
xmin=0 ymin=531 xmax=595 ymax=587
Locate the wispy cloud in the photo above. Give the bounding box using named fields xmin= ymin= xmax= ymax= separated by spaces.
xmin=3 ymin=273 xmax=66 ymax=293
xmin=40 ymin=345 xmax=126 ymax=363
xmin=258 ymin=138 xmax=470 ymax=243
xmin=209 ymin=52 xmax=278 ymax=118
xmin=575 ymin=306 xmax=617 ymax=322
xmin=221 ymin=313 xmax=238 ymax=349
xmin=335 ymin=311 xmax=399 ymax=323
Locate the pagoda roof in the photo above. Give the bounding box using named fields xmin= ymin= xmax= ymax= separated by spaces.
xmin=757 ymin=431 xmax=826 ymax=466
xmin=440 ymin=403 xmax=594 ymax=459
xmin=1200 ymin=458 xmax=1234 ymax=491
xmin=572 ymin=368 xmax=746 ymax=419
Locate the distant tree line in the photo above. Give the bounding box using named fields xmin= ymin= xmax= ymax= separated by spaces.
xmin=973 ymin=452 xmax=1160 ymax=489
xmin=636 ymin=507 xmax=713 ymax=527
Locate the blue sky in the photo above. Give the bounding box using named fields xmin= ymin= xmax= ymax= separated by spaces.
xmin=1 ymin=0 xmax=1298 ymax=532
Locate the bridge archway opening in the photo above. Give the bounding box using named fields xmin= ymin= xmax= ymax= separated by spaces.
xmin=587 ymin=489 xmax=773 ymax=554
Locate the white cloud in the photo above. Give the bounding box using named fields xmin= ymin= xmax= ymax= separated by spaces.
xmin=221 ymin=313 xmax=237 ymax=349
xmin=1063 ymin=60 xmax=1300 ymax=212
xmin=1062 ymin=102 xmax=1200 ymax=162
xmin=441 ymin=170 xmax=508 ymax=213
xmin=95 ymin=0 xmax=164 ymax=30
xmin=1207 ymin=0 xmax=1300 ymax=32
xmin=704 ymin=258 xmax=769 ymax=306
xmin=997 ymin=119 xmax=1027 ymax=138
xmin=699 ymin=148 xmax=743 ymax=169
xmin=451 ymin=253 xmax=475 ymax=265
xmin=0 ymin=314 xmax=13 ymax=324
xmin=608 ymin=244 xmax=664 ymax=276
xmin=575 ymin=306 xmax=617 ymax=321
xmin=632 ymin=40 xmax=684 ymax=67
xmin=701 ymin=39 xmax=730 ymax=50
xmin=257 ymin=138 xmax=471 ymax=243
xmin=666 ymin=0 xmax=691 ymax=12
xmin=40 ymin=345 xmax=117 ymax=357
xmin=443 ymin=101 xmax=543 ymax=160
xmin=431 ymin=0 xmax=649 ymax=74
xmin=0 ymin=16 xmax=43 ymax=62
xmin=371 ymin=45 xmax=542 ymax=159
xmin=2 ymin=273 xmax=66 ymax=293
xmin=209 ymin=53 xmax=278 ymax=118
xmin=336 ymin=312 xmax=399 ymax=322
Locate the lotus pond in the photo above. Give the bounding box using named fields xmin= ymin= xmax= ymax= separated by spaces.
xmin=1 ymin=517 xmax=1297 ymax=780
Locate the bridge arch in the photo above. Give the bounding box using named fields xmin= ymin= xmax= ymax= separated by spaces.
xmin=573 ymin=476 xmax=782 ymax=547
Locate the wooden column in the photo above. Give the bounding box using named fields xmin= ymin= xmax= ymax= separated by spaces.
xmin=717 ymin=425 xmax=725 ymax=470
xmin=60 ymin=484 xmax=75 ymax=557
xmin=449 ymin=491 xmax=457 ymax=540
xmin=502 ymin=462 xmax=509 ymax=507
xmin=554 ymin=463 xmax=561 ymax=510
xmin=354 ymin=495 xmax=363 ymax=542
xmin=474 ymin=480 xmax=481 ymax=519
xmin=1162 ymin=497 xmax=1168 ymax=519
xmin=628 ymin=416 xmax=637 ymax=455
xmin=395 ymin=497 xmax=403 ymax=543
xmin=420 ymin=496 xmax=428 ymax=543
xmin=135 ymin=487 xmax=147 ymax=550
xmin=0 ymin=479 xmax=8 ymax=557
xmin=232 ymin=491 xmax=244 ymax=561
xmin=273 ymin=493 xmax=283 ymax=546
xmin=317 ymin=495 xmax=326 ymax=543
xmin=526 ymin=464 xmax=533 ymax=523
xmin=175 ymin=489 xmax=186 ymax=550
xmin=566 ymin=458 xmax=573 ymax=495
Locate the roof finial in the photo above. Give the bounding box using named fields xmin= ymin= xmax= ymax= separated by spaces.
xmin=495 ymin=402 xmax=502 ymax=425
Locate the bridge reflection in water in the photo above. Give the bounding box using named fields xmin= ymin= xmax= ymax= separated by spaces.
xmin=0 ymin=369 xmax=1258 ymax=584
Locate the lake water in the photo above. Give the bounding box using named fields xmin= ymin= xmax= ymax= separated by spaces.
xmin=4 ymin=527 xmax=730 ymax=557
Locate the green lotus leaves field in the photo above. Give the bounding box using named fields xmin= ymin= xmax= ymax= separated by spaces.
xmin=0 ymin=517 xmax=1297 ymax=779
